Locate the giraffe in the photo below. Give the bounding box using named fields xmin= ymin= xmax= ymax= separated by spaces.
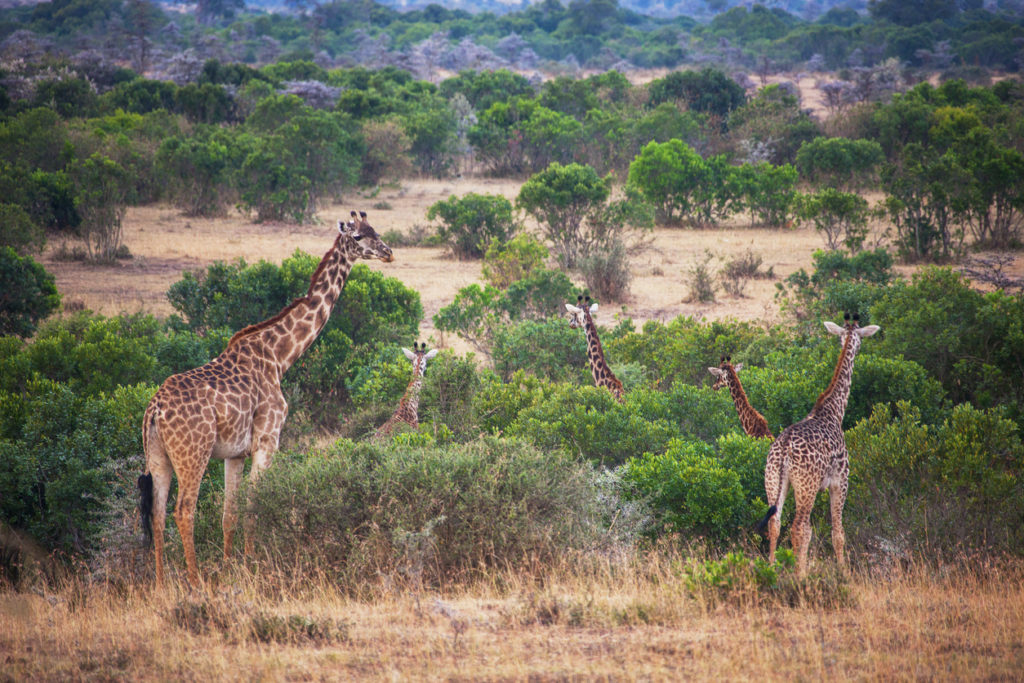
xmin=708 ymin=356 xmax=774 ymax=440
xmin=373 ymin=342 xmax=438 ymax=440
xmin=138 ymin=211 xmax=394 ymax=588
xmin=565 ymin=295 xmax=624 ymax=401
xmin=758 ymin=314 xmax=879 ymax=576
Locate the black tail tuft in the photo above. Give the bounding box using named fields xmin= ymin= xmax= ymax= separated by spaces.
xmin=138 ymin=473 xmax=153 ymax=547
xmin=756 ymin=505 xmax=778 ymax=533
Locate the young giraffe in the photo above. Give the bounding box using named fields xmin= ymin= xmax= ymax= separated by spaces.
xmin=138 ymin=211 xmax=393 ymax=588
xmin=374 ymin=342 xmax=438 ymax=440
xmin=565 ymin=295 xmax=624 ymax=401
xmin=708 ymin=356 xmax=774 ymax=440
xmin=758 ymin=314 xmax=879 ymax=576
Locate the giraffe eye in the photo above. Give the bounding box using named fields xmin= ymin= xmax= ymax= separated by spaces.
xmin=353 ymin=234 xmax=364 ymax=241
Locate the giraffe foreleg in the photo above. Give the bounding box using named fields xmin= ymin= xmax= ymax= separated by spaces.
xmin=243 ymin=397 xmax=287 ymax=556
xmin=829 ymin=476 xmax=849 ymax=569
xmin=222 ymin=456 xmax=245 ymax=562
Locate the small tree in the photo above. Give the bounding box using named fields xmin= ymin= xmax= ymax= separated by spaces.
xmin=482 ymin=234 xmax=548 ymax=288
xmin=0 ymin=203 xmax=45 ymax=255
xmin=797 ymin=188 xmax=871 ymax=251
xmin=740 ymin=162 xmax=799 ymax=228
xmin=0 ymin=247 xmax=60 ymax=337
xmin=626 ymin=139 xmax=706 ymax=225
xmin=427 ymin=193 xmax=521 ymax=260
xmin=517 ymin=162 xmax=611 ymax=269
xmin=70 ymin=153 xmax=133 ymax=261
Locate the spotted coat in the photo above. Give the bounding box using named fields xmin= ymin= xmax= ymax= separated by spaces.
xmin=375 ymin=345 xmax=438 ymax=440
xmin=140 ymin=211 xmax=393 ymax=588
xmin=565 ymin=298 xmax=624 ymax=402
xmin=708 ymin=360 xmax=774 ymax=440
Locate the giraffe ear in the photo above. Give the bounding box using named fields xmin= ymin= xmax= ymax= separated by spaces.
xmin=823 ymin=321 xmax=845 ymax=336
xmin=402 ymin=347 xmax=416 ymax=361
xmin=565 ymin=303 xmax=581 ymax=314
xmin=733 ymin=363 xmax=743 ymax=372
xmin=424 ymin=349 xmax=439 ymax=360
xmin=707 ymin=367 xmax=724 ymax=377
xmin=857 ymin=325 xmax=881 ymax=338
xmin=589 ymin=303 xmax=599 ymax=314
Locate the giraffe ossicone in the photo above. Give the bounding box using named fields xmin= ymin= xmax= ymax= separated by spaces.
xmin=139 ymin=211 xmax=393 ymax=589
xmin=759 ymin=315 xmax=878 ymax=576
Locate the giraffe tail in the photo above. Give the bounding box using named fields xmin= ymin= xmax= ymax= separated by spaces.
xmin=756 ymin=505 xmax=778 ymax=533
xmin=138 ymin=473 xmax=154 ymax=547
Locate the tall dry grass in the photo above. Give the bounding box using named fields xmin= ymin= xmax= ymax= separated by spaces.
xmin=2 ymin=552 xmax=1022 ymax=681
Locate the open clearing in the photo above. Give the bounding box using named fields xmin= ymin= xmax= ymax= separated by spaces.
xmin=43 ymin=176 xmax=899 ymax=350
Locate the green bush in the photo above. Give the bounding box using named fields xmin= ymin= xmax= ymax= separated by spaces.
xmin=491 ymin=317 xmax=588 ymax=384
xmin=0 ymin=379 xmax=152 ymax=561
xmin=481 ymin=234 xmax=549 ymax=289
xmin=0 ymin=203 xmax=45 ymax=255
xmin=621 ymin=439 xmax=755 ymax=542
xmin=420 ymin=351 xmax=481 ymax=440
xmin=846 ymin=401 xmax=1024 ymax=557
xmin=240 ymin=437 xmax=618 ymax=588
xmin=0 ymin=248 xmax=60 ymax=338
xmin=427 ymin=192 xmax=520 ymax=260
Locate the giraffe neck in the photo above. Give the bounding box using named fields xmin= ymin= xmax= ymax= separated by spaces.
xmin=391 ymin=361 xmax=426 ymax=426
xmin=582 ymin=312 xmax=620 ymax=391
xmin=726 ymin=368 xmax=772 ymax=438
xmin=227 ymin=233 xmax=356 ymax=375
xmin=811 ymin=332 xmax=859 ymax=426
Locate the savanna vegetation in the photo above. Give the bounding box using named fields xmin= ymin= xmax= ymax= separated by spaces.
xmin=2 ymin=0 xmax=1024 ymax=679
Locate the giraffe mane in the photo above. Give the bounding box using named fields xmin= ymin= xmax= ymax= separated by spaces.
xmin=226 ymin=233 xmax=345 ymax=349
xmin=811 ymin=328 xmax=854 ymax=413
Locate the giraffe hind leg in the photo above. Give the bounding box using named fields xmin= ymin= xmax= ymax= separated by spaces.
xmin=791 ymin=487 xmax=816 ymax=578
xmin=829 ymin=480 xmax=848 ymax=568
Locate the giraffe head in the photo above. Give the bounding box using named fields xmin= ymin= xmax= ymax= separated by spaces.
xmin=565 ymin=294 xmax=597 ymax=329
xmin=823 ymin=312 xmax=880 ymax=353
xmin=402 ymin=342 xmax=438 ymax=377
xmin=708 ymin=356 xmax=743 ymax=390
xmin=339 ymin=210 xmax=394 ymax=262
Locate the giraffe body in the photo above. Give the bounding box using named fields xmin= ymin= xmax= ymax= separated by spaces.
xmin=139 ymin=212 xmax=393 ymax=588
xmin=761 ymin=319 xmax=879 ymax=576
xmin=565 ymin=299 xmax=624 ymax=401
xmin=708 ymin=361 xmax=773 ymax=439
xmin=374 ymin=344 xmax=438 ymax=440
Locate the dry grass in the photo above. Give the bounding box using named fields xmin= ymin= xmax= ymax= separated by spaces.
xmin=2 ymin=556 xmax=1022 ymax=681
xmin=41 ymin=176 xmax=876 ymax=356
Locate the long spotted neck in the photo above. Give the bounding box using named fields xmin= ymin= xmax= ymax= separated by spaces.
xmin=391 ymin=356 xmax=427 ymax=427
xmin=582 ymin=310 xmax=623 ymax=399
xmin=811 ymin=332 xmax=860 ymax=426
xmin=724 ymin=367 xmax=772 ymax=439
xmin=234 ymin=233 xmax=356 ymax=375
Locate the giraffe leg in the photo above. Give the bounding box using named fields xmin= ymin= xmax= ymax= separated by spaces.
xmin=763 ymin=447 xmax=786 ymax=564
xmin=174 ymin=471 xmax=204 ymax=588
xmin=791 ymin=488 xmax=816 ymax=578
xmin=768 ymin=475 xmax=787 ymax=564
xmin=222 ymin=456 xmax=245 ymax=562
xmin=144 ymin=424 xmax=173 ymax=590
xmin=244 ymin=397 xmax=286 ymax=556
xmin=148 ymin=461 xmax=173 ymax=590
xmin=829 ymin=479 xmax=849 ymax=569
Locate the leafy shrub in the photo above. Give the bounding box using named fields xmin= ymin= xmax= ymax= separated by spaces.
xmin=481 ymin=234 xmax=549 ymax=289
xmin=776 ymin=248 xmax=894 ymax=327
xmin=420 ymin=351 xmax=481 ymax=440
xmin=0 ymin=203 xmax=45 ymax=255
xmin=473 ymin=370 xmax=553 ymax=435
xmin=796 ymin=189 xmax=872 ymax=252
xmin=0 ymin=379 xmax=152 ymax=562
xmin=685 ymin=250 xmax=717 ymax=303
xmin=426 ymin=192 xmax=520 ymax=260
xmin=239 ymin=437 xmax=618 ymax=589
xmin=621 ymin=439 xmax=755 ymax=542
xmin=846 ymin=401 xmax=1024 ymax=558
xmin=579 ymin=239 xmax=631 ymax=301
xmin=794 ymin=136 xmax=883 ymax=190
xmin=491 ymin=317 xmax=588 ymax=384
xmin=720 ymin=249 xmax=773 ymax=297
xmin=0 ymin=248 xmax=60 ymax=337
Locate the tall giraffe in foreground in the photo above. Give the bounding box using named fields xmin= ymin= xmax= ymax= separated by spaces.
xmin=139 ymin=211 xmax=394 ymax=588
xmin=565 ymin=295 xmax=624 ymax=401
xmin=759 ymin=314 xmax=879 ymax=576
xmin=374 ymin=342 xmax=438 ymax=440
xmin=708 ymin=356 xmax=774 ymax=439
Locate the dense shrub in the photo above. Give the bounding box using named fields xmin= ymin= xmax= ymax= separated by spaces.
xmin=426 ymin=193 xmax=520 ymax=260
xmin=491 ymin=317 xmax=589 ymax=385
xmin=419 ymin=351 xmax=482 ymax=440
xmin=846 ymin=401 xmax=1024 ymax=558
xmin=0 ymin=248 xmax=60 ymax=338
xmin=240 ymin=438 xmax=620 ymax=588
xmin=481 ymin=234 xmax=549 ymax=289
